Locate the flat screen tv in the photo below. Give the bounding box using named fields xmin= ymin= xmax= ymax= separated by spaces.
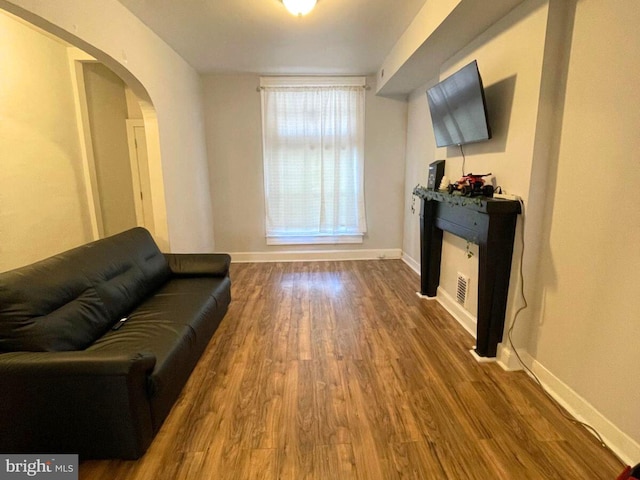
xmin=426 ymin=60 xmax=491 ymax=148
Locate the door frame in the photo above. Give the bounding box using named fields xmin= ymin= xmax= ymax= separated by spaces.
xmin=126 ymin=119 xmax=154 ymax=230
xmin=68 ymin=48 xmax=103 ymax=239
xmin=67 ymin=47 xmax=169 ymax=248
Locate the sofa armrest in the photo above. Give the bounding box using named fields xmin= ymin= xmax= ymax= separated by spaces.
xmin=0 ymin=350 xmax=157 ymax=459
xmin=0 ymin=350 xmax=156 ymax=376
xmin=164 ymin=253 xmax=231 ymax=278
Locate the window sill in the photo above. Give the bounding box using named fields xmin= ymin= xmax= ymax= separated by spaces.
xmin=266 ymin=235 xmax=363 ymax=246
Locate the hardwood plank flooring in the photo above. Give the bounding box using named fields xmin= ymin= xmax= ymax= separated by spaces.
xmin=80 ymin=260 xmax=623 ymax=479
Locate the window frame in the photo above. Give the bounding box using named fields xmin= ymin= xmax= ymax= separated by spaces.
xmin=260 ymin=76 xmax=367 ymax=246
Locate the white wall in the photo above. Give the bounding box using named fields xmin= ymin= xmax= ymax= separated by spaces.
xmin=529 ymin=0 xmax=640 ymax=456
xmin=400 ymin=0 xmax=640 ymax=460
xmin=403 ymin=1 xmax=552 ymax=321
xmin=203 ymin=75 xmax=263 ymax=253
xmin=440 ymin=0 xmax=557 ymax=324
xmin=3 ymin=0 xmax=636 ymax=461
xmin=1 ymin=0 xmax=214 ymax=253
xmin=203 ymin=74 xmax=407 ymax=258
xmin=0 ymin=11 xmax=92 ymax=272
xmin=401 ymin=77 xmax=438 ymax=273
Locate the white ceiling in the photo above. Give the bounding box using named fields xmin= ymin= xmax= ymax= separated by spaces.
xmin=116 ymin=0 xmax=428 ymax=75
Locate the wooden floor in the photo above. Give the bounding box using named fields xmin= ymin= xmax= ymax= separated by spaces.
xmin=80 ymin=260 xmax=622 ymax=479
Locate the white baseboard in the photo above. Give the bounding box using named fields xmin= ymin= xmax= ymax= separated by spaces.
xmin=229 ymin=248 xmax=402 ymax=263
xmin=430 ymin=291 xmax=639 ymax=464
xmin=496 ymin=342 xmax=526 ymax=371
xmin=236 ymin=249 xmax=640 ymax=464
xmin=514 ymin=350 xmax=640 ymax=465
xmin=416 ymin=291 xmax=437 ymax=300
xmin=469 ymin=348 xmax=497 ymax=363
xmin=434 ymin=286 xmax=477 ymax=339
xmin=411 ymin=280 xmax=478 ymax=349
xmin=436 ymin=303 xmax=639 ymax=463
xmin=401 ymin=252 xmax=421 ymax=275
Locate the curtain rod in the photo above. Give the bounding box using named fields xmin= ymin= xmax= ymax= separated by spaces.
xmin=256 ymin=85 xmax=371 ymax=92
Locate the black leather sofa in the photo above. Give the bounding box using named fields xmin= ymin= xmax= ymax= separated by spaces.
xmin=0 ymin=227 xmax=231 ymax=459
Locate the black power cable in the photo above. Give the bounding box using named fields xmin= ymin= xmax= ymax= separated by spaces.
xmin=506 ymin=198 xmax=627 ymax=467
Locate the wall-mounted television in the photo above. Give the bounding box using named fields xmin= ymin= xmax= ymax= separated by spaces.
xmin=426 ymin=60 xmax=491 ymax=148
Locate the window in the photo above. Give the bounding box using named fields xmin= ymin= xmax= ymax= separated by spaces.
xmin=260 ymin=77 xmax=367 ymax=245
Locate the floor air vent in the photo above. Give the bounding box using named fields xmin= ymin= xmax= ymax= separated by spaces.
xmin=456 ymin=273 xmax=470 ymax=306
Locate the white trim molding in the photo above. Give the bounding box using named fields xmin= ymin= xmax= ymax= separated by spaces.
xmin=67 ymin=47 xmax=102 ymax=240
xmin=266 ymin=234 xmax=363 ymax=246
xmin=403 ymin=249 xmax=639 ymax=464
xmin=495 ymin=343 xmax=522 ymax=371
xmin=405 ymin=254 xmax=478 ymax=347
xmin=521 ymin=352 xmax=640 ymax=465
xmin=229 ymin=248 xmax=402 ymax=263
xmin=260 ymin=76 xmax=366 ymax=88
xmin=401 ymin=252 xmax=421 ymax=275
xmin=434 ymin=286 xmax=477 ymax=339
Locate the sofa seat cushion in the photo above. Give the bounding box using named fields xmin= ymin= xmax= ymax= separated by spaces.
xmin=86 ymin=276 xmax=230 ymax=429
xmin=132 ymin=277 xmax=231 ymax=347
xmin=87 ymin=319 xmax=196 ymax=430
xmin=88 ymin=321 xmax=195 ymax=395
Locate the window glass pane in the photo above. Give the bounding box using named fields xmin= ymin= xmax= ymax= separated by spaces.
xmin=261 ymin=82 xmax=367 ymax=243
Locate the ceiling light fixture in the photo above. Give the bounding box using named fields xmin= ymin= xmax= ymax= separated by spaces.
xmin=282 ymin=0 xmax=317 ymax=16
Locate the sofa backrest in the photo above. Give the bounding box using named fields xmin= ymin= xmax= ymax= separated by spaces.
xmin=0 ymin=228 xmax=170 ymax=353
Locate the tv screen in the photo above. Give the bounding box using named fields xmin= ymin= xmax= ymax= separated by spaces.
xmin=426 ymin=60 xmax=491 ymax=148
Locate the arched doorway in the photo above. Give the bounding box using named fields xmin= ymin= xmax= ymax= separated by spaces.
xmin=0 ymin=7 xmax=168 ymax=271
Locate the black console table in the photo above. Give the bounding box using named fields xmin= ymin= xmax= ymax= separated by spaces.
xmin=413 ymin=187 xmax=521 ymax=357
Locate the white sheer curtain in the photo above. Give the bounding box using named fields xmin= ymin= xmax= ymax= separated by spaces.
xmin=260 ymin=77 xmax=367 ymax=245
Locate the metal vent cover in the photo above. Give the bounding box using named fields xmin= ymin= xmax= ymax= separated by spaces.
xmin=456 ymin=273 xmax=470 ymax=306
